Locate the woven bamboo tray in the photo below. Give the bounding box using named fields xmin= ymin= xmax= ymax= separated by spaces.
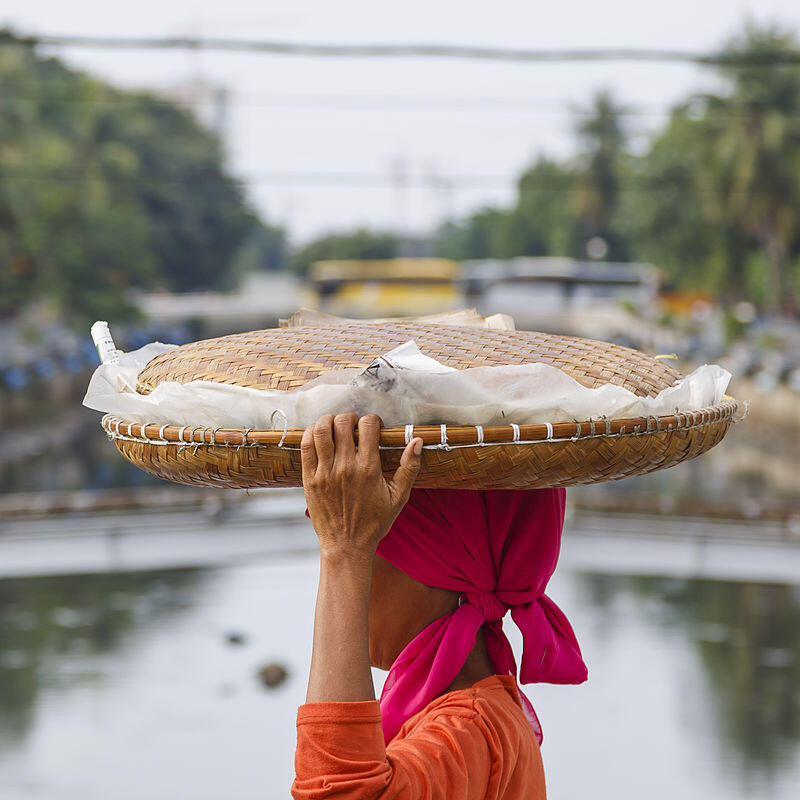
xmin=101 ymin=322 xmax=744 ymax=490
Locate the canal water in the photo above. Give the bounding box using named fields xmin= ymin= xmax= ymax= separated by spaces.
xmin=0 ymin=545 xmax=798 ymax=799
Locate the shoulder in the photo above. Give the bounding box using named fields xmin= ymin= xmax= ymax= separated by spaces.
xmin=398 ymin=676 xmax=535 ymax=752
xmin=385 ymin=694 xmax=497 ymax=797
xmin=389 ymin=679 xmax=544 ymax=797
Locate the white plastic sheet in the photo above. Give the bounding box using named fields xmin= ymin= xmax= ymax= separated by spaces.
xmin=83 ymin=340 xmax=733 ymax=429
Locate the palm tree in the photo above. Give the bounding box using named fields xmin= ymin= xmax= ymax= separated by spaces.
xmin=572 ymin=90 xmax=630 ymax=261
xmin=698 ymin=24 xmax=800 ymax=315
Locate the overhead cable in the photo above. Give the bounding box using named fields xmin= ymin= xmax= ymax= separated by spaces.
xmin=5 ymin=33 xmax=800 ymax=66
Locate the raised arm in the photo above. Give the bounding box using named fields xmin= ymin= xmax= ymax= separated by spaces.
xmin=301 ymin=413 xmax=422 ymax=704
xmin=294 ymin=415 xmax=507 ymax=800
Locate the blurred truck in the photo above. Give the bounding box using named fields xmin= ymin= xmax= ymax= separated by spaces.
xmin=308 ymin=259 xmax=463 ymax=318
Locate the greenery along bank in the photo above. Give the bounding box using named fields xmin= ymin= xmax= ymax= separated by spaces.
xmin=0 ymin=31 xmax=285 ymax=327
xmin=4 ymin=22 xmax=800 ymax=325
xmin=437 ymin=24 xmax=800 ymax=316
xmin=292 ymin=23 xmax=800 ymax=317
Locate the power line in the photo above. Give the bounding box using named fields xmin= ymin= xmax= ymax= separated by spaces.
xmin=7 ymin=33 xmax=800 ymax=66
xmin=0 ymin=167 xmax=777 ymax=194
xmin=2 ymin=167 xmax=512 ymax=189
xmin=0 ymin=87 xmax=656 ymax=114
xmin=0 ymin=89 xmax=674 ymax=118
xmin=4 ymin=86 xmax=800 ymax=124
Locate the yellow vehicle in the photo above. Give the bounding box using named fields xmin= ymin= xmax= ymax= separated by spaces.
xmin=308 ymin=259 xmax=462 ymax=317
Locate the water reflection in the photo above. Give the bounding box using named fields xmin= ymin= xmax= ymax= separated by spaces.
xmin=0 ymin=569 xmax=203 ymax=745
xmin=579 ymin=575 xmax=800 ymax=782
xmin=1 ymin=558 xmax=799 ymax=798
xmin=0 ymin=414 xmax=160 ymax=494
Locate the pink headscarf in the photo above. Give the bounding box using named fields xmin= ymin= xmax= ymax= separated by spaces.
xmin=376 ymin=487 xmax=587 ymax=744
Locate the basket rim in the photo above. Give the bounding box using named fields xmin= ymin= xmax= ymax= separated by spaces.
xmin=101 ymin=397 xmax=744 ymax=451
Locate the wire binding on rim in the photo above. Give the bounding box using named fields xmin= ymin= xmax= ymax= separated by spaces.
xmin=176 ymin=425 xmax=190 ymax=454
xmin=101 ymin=399 xmax=739 ymax=452
xmin=103 ymin=416 xmax=729 ymax=451
xmin=191 ymin=426 xmax=206 ymax=455
xmin=269 ymin=409 xmax=289 ymax=448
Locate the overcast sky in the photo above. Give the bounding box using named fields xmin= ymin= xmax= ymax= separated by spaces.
xmin=4 ymin=1 xmax=800 ymax=243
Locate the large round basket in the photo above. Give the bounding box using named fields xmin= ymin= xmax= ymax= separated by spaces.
xmin=100 ymin=322 xmax=743 ymax=490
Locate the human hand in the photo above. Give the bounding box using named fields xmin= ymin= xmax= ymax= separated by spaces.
xmin=301 ymin=413 xmax=423 ymax=562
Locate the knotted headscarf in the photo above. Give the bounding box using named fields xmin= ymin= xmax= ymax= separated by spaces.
xmin=376 ymin=487 xmax=587 ymax=744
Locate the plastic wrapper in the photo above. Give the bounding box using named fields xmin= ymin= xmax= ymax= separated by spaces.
xmin=83 ymin=339 xmax=734 ymax=430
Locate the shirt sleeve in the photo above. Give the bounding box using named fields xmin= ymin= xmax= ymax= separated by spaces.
xmin=291 ymin=701 xmax=494 ymax=800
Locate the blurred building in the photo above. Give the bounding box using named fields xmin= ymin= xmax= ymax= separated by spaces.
xmin=136 ymin=272 xmax=308 ymax=337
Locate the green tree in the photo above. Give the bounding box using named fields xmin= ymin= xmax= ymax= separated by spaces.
xmin=226 ymin=220 xmax=288 ymax=288
xmin=434 ymin=97 xmax=629 ymax=264
xmin=571 ymin=90 xmax=630 ymax=261
xmin=111 ymin=93 xmax=257 ymax=292
xmin=435 ymin=159 xmax=583 ymax=261
xmin=619 ymin=109 xmax=726 ymax=293
xmin=434 ymin=207 xmax=511 ymax=261
xmin=700 ymin=24 xmax=800 ymax=313
xmin=434 ymin=22 xmax=800 ymax=316
xmin=290 ymin=228 xmax=399 ymax=275
xmin=507 ymin=158 xmax=584 ymax=258
xmin=623 ymin=23 xmax=800 ymax=311
xmin=0 ymin=32 xmax=282 ymax=325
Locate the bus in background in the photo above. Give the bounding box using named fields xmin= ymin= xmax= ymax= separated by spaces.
xmin=308 ymin=259 xmax=462 ymax=318
xmin=460 ymin=257 xmax=661 ymax=345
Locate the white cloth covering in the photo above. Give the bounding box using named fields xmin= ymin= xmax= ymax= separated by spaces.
xmin=83 ymin=340 xmax=733 ymax=429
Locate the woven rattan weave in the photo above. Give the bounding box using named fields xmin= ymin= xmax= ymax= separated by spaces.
xmin=102 ymin=322 xmax=743 ymax=490
xmin=136 ymin=323 xmax=680 ymax=395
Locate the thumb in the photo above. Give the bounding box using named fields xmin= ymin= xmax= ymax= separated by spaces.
xmin=388 ymin=437 xmax=423 ymax=504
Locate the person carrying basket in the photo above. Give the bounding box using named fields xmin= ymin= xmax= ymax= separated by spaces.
xmin=292 ymin=412 xmax=587 ymax=800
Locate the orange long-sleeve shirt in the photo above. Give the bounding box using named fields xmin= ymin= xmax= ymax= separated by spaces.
xmin=291 ymin=675 xmax=545 ymax=800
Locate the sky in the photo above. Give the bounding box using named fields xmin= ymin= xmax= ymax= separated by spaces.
xmin=3 ymin=1 xmax=800 ymax=244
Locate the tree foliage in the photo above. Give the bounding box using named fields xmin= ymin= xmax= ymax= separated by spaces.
xmin=435 ymin=23 xmax=800 ymax=314
xmin=0 ymin=33 xmax=278 ymax=325
xmin=572 ymin=90 xmax=630 ymax=261
xmin=436 ymin=94 xmax=629 ymax=265
xmin=290 ymin=228 xmax=399 ymax=275
xmin=5 ymin=22 xmax=800 ymax=322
